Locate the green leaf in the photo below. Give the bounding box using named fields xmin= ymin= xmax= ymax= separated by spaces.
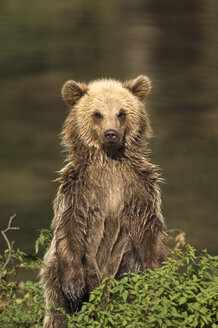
xmin=122 ymin=290 xmax=128 ymax=302
xmin=179 ymin=297 xmax=187 ymax=305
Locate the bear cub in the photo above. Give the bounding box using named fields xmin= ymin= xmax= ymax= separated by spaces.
xmin=41 ymin=75 xmax=167 ymax=328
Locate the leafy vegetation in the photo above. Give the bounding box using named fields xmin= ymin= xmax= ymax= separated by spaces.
xmin=0 ymin=218 xmax=217 ymax=328
xmin=70 ymin=247 xmax=217 ymax=328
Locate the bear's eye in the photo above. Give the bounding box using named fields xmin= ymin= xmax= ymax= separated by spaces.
xmin=94 ymin=112 xmax=103 ymax=119
xmin=117 ymin=110 xmax=125 ymax=119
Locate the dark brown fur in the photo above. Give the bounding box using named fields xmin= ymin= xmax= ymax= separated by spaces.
xmin=41 ymin=76 xmax=167 ymax=328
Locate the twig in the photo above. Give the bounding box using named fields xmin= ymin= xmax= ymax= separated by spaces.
xmin=1 ymin=214 xmax=19 ymax=273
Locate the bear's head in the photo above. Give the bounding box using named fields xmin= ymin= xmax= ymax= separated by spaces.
xmin=61 ymin=76 xmax=152 ymax=154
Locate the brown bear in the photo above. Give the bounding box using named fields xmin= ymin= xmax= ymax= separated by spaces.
xmin=41 ymin=76 xmax=167 ymax=328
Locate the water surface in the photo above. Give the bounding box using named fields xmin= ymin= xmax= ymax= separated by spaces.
xmin=0 ymin=0 xmax=217 ymax=254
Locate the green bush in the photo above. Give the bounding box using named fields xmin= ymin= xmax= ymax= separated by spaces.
xmin=68 ymin=246 xmax=217 ymax=328
xmin=0 ymin=227 xmax=49 ymax=328
xmin=0 ymin=224 xmax=217 ymax=328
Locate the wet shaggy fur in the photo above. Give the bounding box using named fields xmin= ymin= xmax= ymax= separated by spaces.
xmin=41 ymin=75 xmax=167 ymax=328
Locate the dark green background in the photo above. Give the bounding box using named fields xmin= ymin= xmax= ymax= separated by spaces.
xmin=0 ymin=0 xmax=217 ymax=254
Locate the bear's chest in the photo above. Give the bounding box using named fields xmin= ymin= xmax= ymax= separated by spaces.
xmin=105 ymin=173 xmax=124 ymax=215
xmin=88 ymin=164 xmax=125 ymax=216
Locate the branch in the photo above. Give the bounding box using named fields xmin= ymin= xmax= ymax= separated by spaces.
xmin=1 ymin=214 xmax=19 ymax=274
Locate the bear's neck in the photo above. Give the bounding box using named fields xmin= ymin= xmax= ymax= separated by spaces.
xmin=59 ymin=144 xmax=158 ymax=189
xmin=66 ymin=143 xmax=150 ymax=171
xmin=87 ymin=146 xmax=125 ymax=165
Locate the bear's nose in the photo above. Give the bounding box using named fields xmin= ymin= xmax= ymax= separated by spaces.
xmin=104 ymin=129 xmax=118 ymax=142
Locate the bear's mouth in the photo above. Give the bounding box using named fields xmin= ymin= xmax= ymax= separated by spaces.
xmin=105 ymin=138 xmax=119 ymax=144
xmin=104 ymin=137 xmax=121 ymax=147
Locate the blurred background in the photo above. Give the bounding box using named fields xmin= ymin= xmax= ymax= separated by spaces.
xmin=0 ymin=0 xmax=217 ymax=255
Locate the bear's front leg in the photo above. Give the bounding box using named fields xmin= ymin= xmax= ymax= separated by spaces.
xmin=55 ymin=203 xmax=88 ymax=314
xmin=130 ymin=180 xmax=168 ymax=270
xmin=57 ymin=256 xmax=87 ymax=313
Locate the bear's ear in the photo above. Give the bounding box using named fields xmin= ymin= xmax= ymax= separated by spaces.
xmin=62 ymin=80 xmax=88 ymax=107
xmin=123 ymin=75 xmax=151 ymax=100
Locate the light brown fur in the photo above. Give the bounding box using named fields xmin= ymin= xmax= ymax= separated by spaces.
xmin=41 ymin=75 xmax=167 ymax=328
